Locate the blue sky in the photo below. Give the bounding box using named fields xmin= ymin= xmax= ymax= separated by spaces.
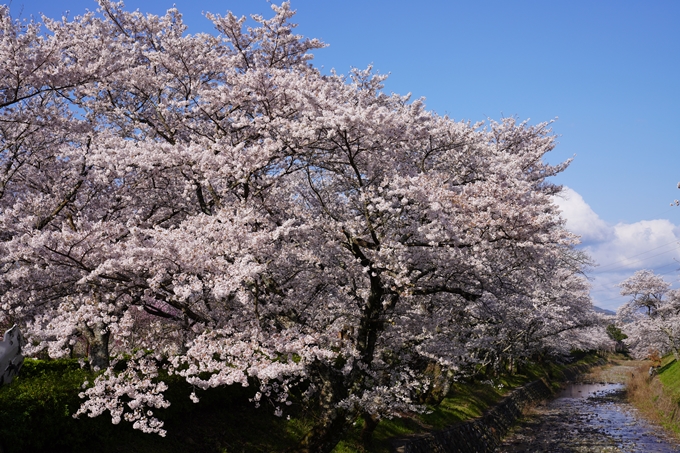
xmin=12 ymin=0 xmax=680 ymax=310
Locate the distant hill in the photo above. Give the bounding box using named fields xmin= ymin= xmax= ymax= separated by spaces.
xmin=593 ymin=306 xmax=616 ymax=316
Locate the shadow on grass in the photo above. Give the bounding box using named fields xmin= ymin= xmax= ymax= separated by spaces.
xmin=0 ymin=359 xmax=306 ymax=453
xmin=0 ymin=354 xmax=605 ymax=453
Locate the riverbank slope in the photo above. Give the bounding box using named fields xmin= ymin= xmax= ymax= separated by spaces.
xmin=627 ymin=356 xmax=680 ymax=438
xmin=386 ymin=356 xmax=608 ymax=453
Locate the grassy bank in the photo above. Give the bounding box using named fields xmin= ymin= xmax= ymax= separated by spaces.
xmin=0 ymin=354 xmax=603 ymax=453
xmin=335 ymin=354 xmax=604 ymax=452
xmin=626 ymin=356 xmax=680 ymax=438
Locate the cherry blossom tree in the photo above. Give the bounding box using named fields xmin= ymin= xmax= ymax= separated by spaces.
xmin=618 ymin=269 xmax=669 ymax=317
xmin=617 ymin=270 xmax=680 ymax=360
xmin=0 ymin=2 xmax=601 ymax=451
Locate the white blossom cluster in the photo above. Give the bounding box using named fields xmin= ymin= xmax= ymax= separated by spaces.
xmin=75 ymin=354 xmax=171 ymax=435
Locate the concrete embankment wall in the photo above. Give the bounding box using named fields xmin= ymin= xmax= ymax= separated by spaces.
xmin=390 ymin=360 xmax=606 ymax=453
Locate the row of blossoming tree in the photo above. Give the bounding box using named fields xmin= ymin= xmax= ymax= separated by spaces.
xmin=0 ymin=2 xmax=609 ymax=451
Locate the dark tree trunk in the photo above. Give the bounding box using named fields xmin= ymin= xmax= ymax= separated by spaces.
xmin=298 ymin=286 xmax=385 ymax=450
xmin=83 ymin=322 xmax=110 ymax=370
xmin=298 ymin=235 xmax=388 ymax=452
xmin=426 ymin=362 xmax=452 ymax=404
xmin=299 ymin=407 xmax=352 ymax=453
xmin=299 ymin=363 xmax=353 ymax=453
xmin=360 ymin=412 xmax=380 ymax=449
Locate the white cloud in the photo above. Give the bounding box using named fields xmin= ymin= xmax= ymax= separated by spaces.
xmin=554 ymin=187 xmax=680 ymax=312
xmin=589 ymin=220 xmax=680 ymax=271
xmin=553 ymin=187 xmax=612 ymax=244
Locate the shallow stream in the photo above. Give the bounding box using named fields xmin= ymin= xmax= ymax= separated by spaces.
xmin=499 ymin=381 xmax=680 ymax=452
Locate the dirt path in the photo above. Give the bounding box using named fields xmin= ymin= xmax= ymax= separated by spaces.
xmin=498 ymin=362 xmax=680 ymax=453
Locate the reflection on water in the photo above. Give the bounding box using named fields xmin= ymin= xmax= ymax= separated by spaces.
xmin=500 ymin=382 xmax=679 ymax=452
xmin=557 ymin=382 xmax=623 ymax=399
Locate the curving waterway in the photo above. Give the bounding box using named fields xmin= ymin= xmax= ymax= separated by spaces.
xmin=499 ymin=367 xmax=680 ymax=452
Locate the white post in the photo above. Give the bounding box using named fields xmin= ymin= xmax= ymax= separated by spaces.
xmin=0 ymin=325 xmax=24 ymax=386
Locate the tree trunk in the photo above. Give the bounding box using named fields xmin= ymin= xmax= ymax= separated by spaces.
xmin=425 ymin=362 xmax=451 ymax=404
xmin=299 ymin=408 xmax=352 ymax=453
xmin=360 ymin=412 xmax=380 ymax=449
xmin=298 ymin=362 xmax=353 ymax=453
xmin=298 ymin=236 xmax=388 ymax=452
xmin=83 ymin=322 xmax=110 ymax=370
xmin=615 ymin=340 xmax=625 ymax=353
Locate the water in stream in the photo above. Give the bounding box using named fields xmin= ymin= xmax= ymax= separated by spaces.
xmin=499 ymin=382 xmax=680 ymax=452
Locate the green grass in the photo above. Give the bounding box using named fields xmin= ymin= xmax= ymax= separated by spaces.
xmin=657 ymin=357 xmax=680 ymax=402
xmin=0 ymin=358 xmax=99 ymax=452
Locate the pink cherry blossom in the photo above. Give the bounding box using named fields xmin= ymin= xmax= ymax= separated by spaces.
xmin=0 ymin=2 xmax=605 ymax=450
